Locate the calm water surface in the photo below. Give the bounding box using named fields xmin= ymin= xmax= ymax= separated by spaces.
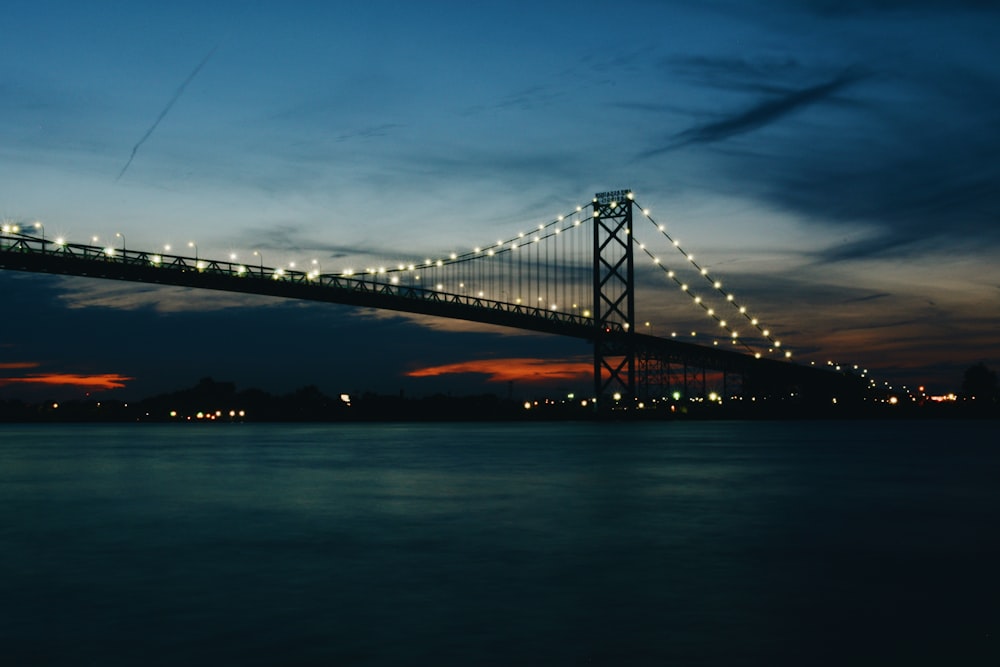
xmin=1 ymin=420 xmax=998 ymax=666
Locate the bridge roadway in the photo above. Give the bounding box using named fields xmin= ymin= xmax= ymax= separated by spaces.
xmin=0 ymin=234 xmax=861 ymax=397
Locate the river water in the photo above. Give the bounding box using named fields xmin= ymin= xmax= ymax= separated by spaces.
xmin=1 ymin=420 xmax=998 ymax=666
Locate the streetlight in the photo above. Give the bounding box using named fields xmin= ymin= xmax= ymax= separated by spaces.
xmin=311 ymin=258 xmax=321 ymax=279
xmin=253 ymin=250 xmax=264 ymax=276
xmin=187 ymin=241 xmax=197 ymax=260
xmin=33 ymin=221 xmax=44 ymax=242
xmin=115 ymin=232 xmax=125 ymax=251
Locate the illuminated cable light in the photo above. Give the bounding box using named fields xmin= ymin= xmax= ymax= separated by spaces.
xmin=713 ymin=281 xmax=722 ymax=288
xmin=727 ymin=294 xmax=734 ymax=301
xmin=694 ymin=296 xmax=702 ymax=304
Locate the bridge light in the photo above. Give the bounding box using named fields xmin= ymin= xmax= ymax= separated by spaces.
xmin=755 ymin=353 xmax=762 ymax=359
xmin=694 ymin=297 xmax=702 ymax=304
xmin=55 ymin=237 xmax=66 ymax=246
xmin=667 ymin=270 xmax=674 ymax=277
xmin=680 ymin=284 xmax=688 ymax=291
xmin=390 ymin=276 xmax=399 ymax=284
xmin=713 ymin=281 xmax=721 ymax=288
xmin=407 ymin=264 xmax=415 ymax=271
xmin=574 ymin=220 xmax=581 ymax=225
xmin=104 ymin=247 xmax=115 ymax=256
xmin=613 ymin=392 xmax=622 ymax=401
xmin=436 ymin=284 xmax=443 ymax=290
xmin=487 ymin=249 xmax=494 ymax=256
xmin=237 ymin=265 xmax=247 ymax=275
xmin=732 ymin=331 xmax=738 ymax=338
xmin=774 ymin=341 xmax=782 ymax=347
xmin=592 ymin=210 xmax=599 ymax=217
xmin=673 ymin=239 xmax=679 ymax=246
xmin=450 ymin=253 xmax=457 ymax=260
xmin=436 ymin=260 xmax=443 ymax=267
xmin=751 ymin=318 xmax=758 ymax=325
xmin=474 ymin=247 xmax=481 ymax=253
xmin=576 ymin=206 xmax=582 ymax=211
xmin=719 ymin=320 xmax=726 ymax=327
xmin=727 ymin=294 xmax=734 ymax=301
xmin=705 ymin=307 xmax=712 ymax=314
xmin=700 ymin=268 xmax=708 ymax=275
xmin=151 ymin=255 xmax=162 ymax=264
xmin=583 ymin=310 xmax=590 ymax=317
xmin=785 ymin=351 xmax=792 ymax=358
xmin=656 ymin=222 xmax=662 ymax=229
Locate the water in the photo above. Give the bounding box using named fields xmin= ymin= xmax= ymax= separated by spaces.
xmin=1 ymin=420 xmax=998 ymax=666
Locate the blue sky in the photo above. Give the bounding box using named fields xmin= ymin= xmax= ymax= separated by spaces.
xmin=2 ymin=0 xmax=998 ymax=399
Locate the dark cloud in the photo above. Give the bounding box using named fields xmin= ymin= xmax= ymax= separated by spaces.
xmin=795 ymin=0 xmax=1000 ymax=14
xmin=642 ymin=68 xmax=868 ymax=157
xmin=0 ymin=271 xmax=586 ymax=400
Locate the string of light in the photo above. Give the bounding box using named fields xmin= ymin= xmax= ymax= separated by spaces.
xmin=630 ymin=197 xmax=790 ymax=359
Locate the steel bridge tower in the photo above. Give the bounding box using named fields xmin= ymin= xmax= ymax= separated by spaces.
xmin=592 ymin=190 xmax=635 ymax=406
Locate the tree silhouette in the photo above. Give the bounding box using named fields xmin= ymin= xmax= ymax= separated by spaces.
xmin=962 ymin=363 xmax=998 ymax=401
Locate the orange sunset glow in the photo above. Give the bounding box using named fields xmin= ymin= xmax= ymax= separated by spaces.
xmin=0 ymin=369 xmax=133 ymax=391
xmin=406 ymin=357 xmax=591 ymax=383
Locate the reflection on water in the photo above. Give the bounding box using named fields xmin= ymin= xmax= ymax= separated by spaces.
xmin=1 ymin=421 xmax=998 ymax=666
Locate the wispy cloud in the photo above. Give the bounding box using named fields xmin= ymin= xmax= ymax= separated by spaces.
xmin=0 ymin=372 xmax=133 ymax=390
xmin=407 ymin=357 xmax=591 ymax=383
xmin=642 ymin=68 xmax=867 ymax=157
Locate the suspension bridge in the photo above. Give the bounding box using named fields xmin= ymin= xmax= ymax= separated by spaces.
xmin=0 ymin=190 xmax=868 ymax=409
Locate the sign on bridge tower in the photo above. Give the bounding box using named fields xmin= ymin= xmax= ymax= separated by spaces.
xmin=592 ymin=190 xmax=636 ymax=406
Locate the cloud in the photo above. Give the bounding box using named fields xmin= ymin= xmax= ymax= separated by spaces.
xmin=642 ymin=68 xmax=867 ymax=157
xmin=0 ymin=372 xmax=133 ymax=390
xmin=406 ymin=357 xmax=591 ymax=383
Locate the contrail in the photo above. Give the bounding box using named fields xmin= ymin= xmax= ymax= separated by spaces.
xmin=116 ymin=45 xmax=219 ymax=182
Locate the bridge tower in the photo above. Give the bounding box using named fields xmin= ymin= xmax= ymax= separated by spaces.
xmin=592 ymin=190 xmax=636 ymax=406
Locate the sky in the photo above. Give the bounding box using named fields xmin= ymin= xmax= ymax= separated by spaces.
xmin=2 ymin=0 xmax=998 ymax=400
